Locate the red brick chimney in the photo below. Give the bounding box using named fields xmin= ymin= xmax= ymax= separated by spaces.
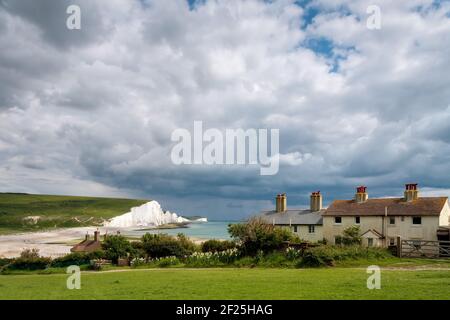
xmin=310 ymin=191 xmax=323 ymax=211
xmin=355 ymin=186 xmax=368 ymax=203
xmin=404 ymin=183 xmax=419 ymax=202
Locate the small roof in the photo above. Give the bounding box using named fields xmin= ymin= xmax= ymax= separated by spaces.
xmin=256 ymin=209 xmax=324 ymax=225
xmin=324 ymin=197 xmax=448 ymax=217
xmin=361 ymin=229 xmax=383 ymax=238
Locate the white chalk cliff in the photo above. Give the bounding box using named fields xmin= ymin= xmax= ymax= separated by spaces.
xmin=105 ymin=201 xmax=189 ymax=228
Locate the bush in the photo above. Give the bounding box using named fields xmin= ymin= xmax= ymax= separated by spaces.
xmin=232 ymin=256 xmax=256 ymax=268
xmin=102 ymin=235 xmax=134 ymax=263
xmin=201 ymin=239 xmax=236 ymax=253
xmin=156 ymin=256 xmax=181 ymax=268
xmin=228 ymin=218 xmax=293 ymax=255
xmin=19 ymin=248 xmax=40 ymax=259
xmin=297 ymin=251 xmax=333 ymax=268
xmin=184 ymin=249 xmax=239 ymax=267
xmin=141 ymin=233 xmax=197 ymax=259
xmin=0 ymin=258 xmax=12 ymax=267
xmin=285 ymin=247 xmax=302 ymax=261
xmin=296 ymin=245 xmax=393 ymax=268
xmin=51 ymin=251 xmax=104 ymax=268
xmin=257 ymin=252 xmax=294 ymax=268
xmin=3 ymin=249 xmax=51 ymax=271
xmin=335 ymin=226 xmax=362 ymax=246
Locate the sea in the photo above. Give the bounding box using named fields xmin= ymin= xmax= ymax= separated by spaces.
xmin=125 ymin=220 xmax=239 ymax=240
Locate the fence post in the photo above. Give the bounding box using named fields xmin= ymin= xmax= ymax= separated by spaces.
xmin=396 ymin=236 xmax=402 ymax=258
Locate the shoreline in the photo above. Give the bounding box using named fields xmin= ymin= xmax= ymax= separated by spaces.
xmin=0 ymin=224 xmax=212 ymax=258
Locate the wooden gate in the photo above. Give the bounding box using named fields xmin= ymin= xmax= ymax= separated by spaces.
xmin=399 ymin=239 xmax=450 ymax=258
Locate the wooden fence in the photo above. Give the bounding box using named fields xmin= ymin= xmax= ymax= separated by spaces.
xmin=398 ymin=238 xmax=450 ymax=258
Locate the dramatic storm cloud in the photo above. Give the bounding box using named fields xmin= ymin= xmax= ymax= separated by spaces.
xmin=1 ymin=0 xmax=450 ymax=219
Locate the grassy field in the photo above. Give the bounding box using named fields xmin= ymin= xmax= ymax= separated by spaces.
xmin=0 ymin=267 xmax=449 ymax=300
xmin=0 ymin=193 xmax=148 ymax=234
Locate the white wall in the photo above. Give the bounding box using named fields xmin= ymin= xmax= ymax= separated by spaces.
xmin=323 ymin=215 xmax=441 ymax=245
xmin=277 ymin=225 xmax=323 ymax=242
xmin=439 ymin=200 xmax=450 ymax=227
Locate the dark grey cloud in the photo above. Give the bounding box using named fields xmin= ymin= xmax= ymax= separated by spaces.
xmin=1 ymin=0 xmax=450 ymax=220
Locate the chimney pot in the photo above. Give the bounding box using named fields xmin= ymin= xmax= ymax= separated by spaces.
xmin=310 ymin=191 xmax=323 ymax=211
xmin=404 ymin=183 xmax=419 ymax=201
xmin=355 ymin=186 xmax=368 ymax=203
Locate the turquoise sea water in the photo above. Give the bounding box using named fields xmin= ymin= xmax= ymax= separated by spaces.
xmin=127 ymin=221 xmax=239 ymax=240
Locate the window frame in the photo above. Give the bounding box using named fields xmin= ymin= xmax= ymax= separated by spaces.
xmin=389 ymin=216 xmax=395 ymax=225
xmin=334 ymin=216 xmax=342 ymax=225
xmin=412 ymin=216 xmax=422 ymax=225
xmin=308 ymin=225 xmax=315 ymax=234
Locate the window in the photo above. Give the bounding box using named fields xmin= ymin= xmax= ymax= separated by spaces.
xmin=355 ymin=216 xmax=360 ymax=224
xmin=389 ymin=217 xmax=395 ymax=225
xmin=401 ymin=216 xmax=405 ymax=222
xmin=368 ymin=238 xmax=374 ymax=247
xmin=308 ymin=225 xmax=315 ymax=233
xmin=334 ymin=216 xmax=342 ymax=224
xmin=412 ymin=217 xmax=422 ymax=225
xmin=293 ymin=226 xmax=298 ymax=233
xmin=389 ymin=238 xmax=395 ymax=246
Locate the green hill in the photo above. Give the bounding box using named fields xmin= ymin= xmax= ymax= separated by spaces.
xmin=0 ymin=193 xmax=148 ymax=234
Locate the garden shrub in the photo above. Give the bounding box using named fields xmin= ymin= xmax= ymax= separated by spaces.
xmin=201 ymin=239 xmax=236 ymax=253
xmin=141 ymin=233 xmax=197 ymax=258
xmin=51 ymin=251 xmax=104 ymax=268
xmin=297 ymin=251 xmax=333 ymax=268
xmin=296 ymin=245 xmax=393 ymax=268
xmin=156 ymin=256 xmax=181 ymax=268
xmin=258 ymin=251 xmax=294 ymax=268
xmin=228 ymin=218 xmax=293 ymax=255
xmin=184 ymin=248 xmax=239 ymax=267
xmin=0 ymin=258 xmax=12 ymax=267
xmin=3 ymin=249 xmax=51 ymax=271
xmin=335 ymin=226 xmax=362 ymax=246
xmin=232 ymin=256 xmax=256 ymax=268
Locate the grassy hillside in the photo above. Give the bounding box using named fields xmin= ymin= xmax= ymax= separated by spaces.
xmin=0 ymin=193 xmax=148 ymax=234
xmin=0 ymin=268 xmax=449 ymax=300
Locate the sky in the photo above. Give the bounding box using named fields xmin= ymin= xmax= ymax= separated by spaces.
xmin=0 ymin=0 xmax=450 ymax=220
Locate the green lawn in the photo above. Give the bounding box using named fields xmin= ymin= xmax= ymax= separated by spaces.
xmin=0 ymin=193 xmax=148 ymax=234
xmin=0 ymin=268 xmax=449 ymax=300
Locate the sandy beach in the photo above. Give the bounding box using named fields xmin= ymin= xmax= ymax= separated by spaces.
xmin=0 ymin=227 xmax=206 ymax=258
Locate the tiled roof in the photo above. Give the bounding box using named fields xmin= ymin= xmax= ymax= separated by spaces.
xmin=256 ymin=209 xmax=324 ymax=225
xmin=71 ymin=239 xmax=102 ymax=252
xmin=324 ymin=197 xmax=448 ymax=216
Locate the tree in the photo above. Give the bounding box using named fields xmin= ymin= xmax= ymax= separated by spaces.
xmin=101 ymin=235 xmax=134 ymax=263
xmin=141 ymin=233 xmax=196 ymax=259
xmin=228 ymin=218 xmax=293 ymax=255
xmin=336 ymin=226 xmax=362 ymax=246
